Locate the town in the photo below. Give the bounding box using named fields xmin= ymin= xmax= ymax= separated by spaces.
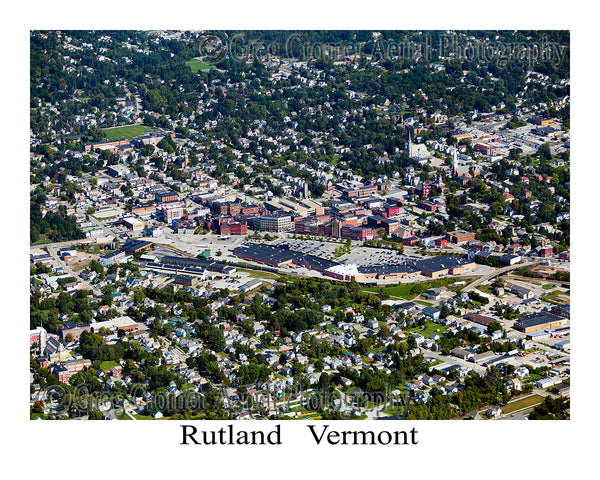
xmin=30 ymin=30 xmax=570 ymax=421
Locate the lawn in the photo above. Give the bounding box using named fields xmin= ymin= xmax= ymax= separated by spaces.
xmin=362 ymin=277 xmax=463 ymax=301
xmin=133 ymin=413 xmax=155 ymax=420
xmin=238 ymin=268 xmax=280 ymax=280
xmin=414 ymin=300 xmax=433 ymax=306
xmin=406 ymin=320 xmax=445 ymax=338
xmin=99 ymin=360 xmax=120 ymax=372
xmin=186 ymin=58 xmax=214 ymax=73
xmin=115 ymin=411 xmax=132 ymax=420
xmin=363 ymin=283 xmax=414 ymax=300
xmin=502 ymin=394 xmax=544 ymax=414
xmin=102 ymin=124 xmax=159 ymax=141
xmin=542 ymin=284 xmax=555 ymax=290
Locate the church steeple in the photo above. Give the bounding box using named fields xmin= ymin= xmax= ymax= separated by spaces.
xmin=453 ymin=146 xmax=458 ymax=176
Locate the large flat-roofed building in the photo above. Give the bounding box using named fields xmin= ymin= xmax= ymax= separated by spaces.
xmin=514 ymin=312 xmax=568 ymax=334
xmin=529 ymin=115 xmax=554 ymax=126
xmin=173 ymin=274 xmax=199 ymax=287
xmin=446 ymin=230 xmax=476 ymax=244
xmin=413 ymin=255 xmax=476 ymax=278
xmin=120 ymin=239 xmax=153 ymax=254
xmin=107 ymin=164 xmax=130 ymax=177
xmin=343 ymin=184 xmax=377 ymax=199
xmin=465 ymin=312 xmax=500 ymax=327
xmin=121 ymin=216 xmax=145 ymax=232
xmin=155 ymin=190 xmax=179 ymax=203
xmin=89 ymin=316 xmax=138 ymax=334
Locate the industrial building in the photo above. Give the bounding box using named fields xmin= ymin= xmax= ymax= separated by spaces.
xmin=514 ymin=312 xmax=568 ymax=334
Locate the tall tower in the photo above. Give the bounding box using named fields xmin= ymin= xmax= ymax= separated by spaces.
xmin=452 ymin=147 xmax=458 ymax=177
xmin=408 ymin=131 xmax=413 ymax=158
xmin=39 ymin=318 xmax=46 ymax=357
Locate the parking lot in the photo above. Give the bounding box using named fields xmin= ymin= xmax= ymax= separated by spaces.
xmin=273 ymin=237 xmax=347 ymax=261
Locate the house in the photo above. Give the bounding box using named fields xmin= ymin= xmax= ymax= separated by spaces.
xmin=367 ymin=319 xmax=379 ymax=329
xmin=486 ymin=406 xmax=503 ymax=418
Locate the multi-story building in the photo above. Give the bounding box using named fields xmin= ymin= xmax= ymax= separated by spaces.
xmin=157 ymin=202 xmax=184 ymax=223
xmin=99 ymin=250 xmax=126 ymax=267
xmin=220 ymin=221 xmax=248 ymax=236
xmin=259 ymin=215 xmax=292 ymax=232
xmin=155 ymin=190 xmax=179 ymax=203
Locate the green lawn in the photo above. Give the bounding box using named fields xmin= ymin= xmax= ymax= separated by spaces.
xmin=414 ymin=300 xmax=433 ymax=306
xmin=133 ymin=413 xmax=155 ymax=420
xmin=502 ymin=394 xmax=544 ymax=414
xmin=238 ymin=268 xmax=280 ymax=280
xmin=102 ymin=124 xmax=159 ymax=141
xmin=115 ymin=411 xmax=132 ymax=420
xmin=542 ymin=284 xmax=555 ymax=290
xmin=362 ymin=277 xmax=462 ymax=301
xmin=363 ymin=283 xmax=414 ymax=300
xmin=186 ymin=58 xmax=214 ymax=73
xmin=99 ymin=360 xmax=120 ymax=372
xmin=406 ymin=320 xmax=445 ymax=338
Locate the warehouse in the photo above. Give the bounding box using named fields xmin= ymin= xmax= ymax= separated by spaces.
xmin=413 ymin=256 xmax=475 ymax=278
xmin=514 ymin=312 xmax=568 ymax=334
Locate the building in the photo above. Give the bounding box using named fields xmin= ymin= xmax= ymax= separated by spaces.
xmin=59 ymin=322 xmax=91 ymax=341
xmin=106 ymin=165 xmax=130 ymax=177
xmin=121 ymin=216 xmax=145 ymax=232
xmin=220 ymin=221 xmax=248 ymax=236
xmin=52 ymin=359 xmax=93 ymax=383
xmin=446 ymin=230 xmax=476 ymax=244
xmin=465 ymin=312 xmax=499 ymax=327
xmin=414 ymin=256 xmax=476 ymax=278
xmin=529 ymin=116 xmax=554 ymax=126
xmin=507 ymin=284 xmax=535 ymax=299
xmin=239 ymin=278 xmax=263 ymax=292
xmin=422 ymin=306 xmax=441 ymax=320
xmin=155 ymin=190 xmax=179 ymax=203
xmin=30 ymin=326 xmax=48 ymax=347
xmin=99 ymin=250 xmax=126 ymax=267
xmin=120 ymin=240 xmax=153 ymax=254
xmin=157 ymin=203 xmax=184 ymax=223
xmin=259 ymin=215 xmax=292 ymax=232
xmin=551 ymin=304 xmax=570 ymax=319
xmin=514 ymin=312 xmax=567 ymax=334
xmin=173 ymin=274 xmax=199 ymax=287
xmin=89 ymin=316 xmax=138 ymax=335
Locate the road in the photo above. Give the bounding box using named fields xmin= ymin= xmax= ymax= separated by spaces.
xmin=462 ymin=261 xmax=536 ymax=293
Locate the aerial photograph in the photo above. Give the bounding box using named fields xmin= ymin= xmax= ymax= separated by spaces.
xmin=29 ymin=30 xmax=570 ymax=421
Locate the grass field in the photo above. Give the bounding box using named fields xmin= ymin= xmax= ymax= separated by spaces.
xmin=502 ymin=394 xmax=544 ymax=414
xmin=362 ymin=277 xmax=463 ymax=301
xmin=362 ymin=283 xmax=414 ymax=300
xmin=238 ymin=268 xmax=280 ymax=280
xmin=406 ymin=320 xmax=445 ymax=338
xmin=102 ymin=124 xmax=159 ymax=141
xmin=99 ymin=360 xmax=120 ymax=372
xmin=186 ymin=58 xmax=214 ymax=72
